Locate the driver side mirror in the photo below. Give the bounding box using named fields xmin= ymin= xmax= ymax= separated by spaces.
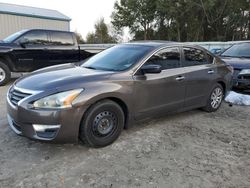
xmin=141 ymin=64 xmax=162 ymax=74
xmin=19 ymin=38 xmax=29 ymax=48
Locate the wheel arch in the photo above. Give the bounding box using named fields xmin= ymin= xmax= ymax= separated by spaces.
xmin=80 ymin=96 xmax=131 ymax=132
xmin=106 ymin=97 xmax=129 ymax=129
xmin=0 ymin=55 xmax=15 ymax=72
xmin=217 ymin=80 xmax=226 ymax=95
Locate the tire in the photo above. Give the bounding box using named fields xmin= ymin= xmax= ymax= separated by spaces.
xmin=79 ymin=100 xmax=125 ymax=147
xmin=0 ymin=61 xmax=11 ymax=86
xmin=203 ymin=83 xmax=224 ymax=112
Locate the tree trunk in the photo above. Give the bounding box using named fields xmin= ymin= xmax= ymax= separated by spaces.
xmin=143 ymin=24 xmax=147 ymax=40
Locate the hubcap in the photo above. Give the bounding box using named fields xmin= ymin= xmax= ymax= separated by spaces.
xmin=211 ymin=87 xmax=223 ymax=109
xmin=0 ymin=68 xmax=6 ymax=82
xmin=93 ymin=111 xmax=116 ymax=136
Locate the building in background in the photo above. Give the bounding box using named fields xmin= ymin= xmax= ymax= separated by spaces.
xmin=0 ymin=2 xmax=71 ymax=39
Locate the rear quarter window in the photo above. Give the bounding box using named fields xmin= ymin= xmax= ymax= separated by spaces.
xmin=207 ymin=53 xmax=214 ymax=64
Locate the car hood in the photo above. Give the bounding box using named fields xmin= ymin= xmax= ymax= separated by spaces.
xmin=220 ymin=56 xmax=250 ymax=70
xmin=15 ymin=63 xmax=114 ymax=91
xmin=0 ymin=42 xmax=18 ymax=52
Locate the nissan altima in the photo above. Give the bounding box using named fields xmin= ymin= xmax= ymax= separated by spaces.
xmin=7 ymin=42 xmax=233 ymax=147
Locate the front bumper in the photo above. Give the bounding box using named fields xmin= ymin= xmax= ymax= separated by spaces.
xmin=232 ymin=75 xmax=250 ymax=89
xmin=6 ymin=92 xmax=87 ymax=143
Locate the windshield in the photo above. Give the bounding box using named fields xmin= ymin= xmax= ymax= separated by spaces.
xmin=221 ymin=43 xmax=250 ymax=58
xmin=82 ymin=45 xmax=153 ymax=71
xmin=3 ymin=30 xmax=27 ymax=43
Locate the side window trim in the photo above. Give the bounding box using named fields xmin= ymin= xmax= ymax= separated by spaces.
xmin=16 ymin=30 xmax=49 ymax=46
xmin=206 ymin=52 xmax=215 ymax=64
xmin=134 ymin=46 xmax=182 ymax=76
xmin=49 ymin=31 xmax=75 ymax=46
xmin=145 ymin=46 xmax=181 ymax=70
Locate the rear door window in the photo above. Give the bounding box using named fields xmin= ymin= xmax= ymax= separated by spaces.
xmin=183 ymin=47 xmax=208 ymax=67
xmin=50 ymin=32 xmax=74 ymax=46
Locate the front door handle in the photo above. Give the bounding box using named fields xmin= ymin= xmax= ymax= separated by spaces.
xmin=176 ymin=76 xmax=185 ymax=81
xmin=208 ymin=70 xmax=214 ymax=74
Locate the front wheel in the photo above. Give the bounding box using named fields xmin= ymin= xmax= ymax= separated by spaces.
xmin=203 ymin=84 xmax=224 ymax=112
xmin=79 ymin=100 xmax=125 ymax=147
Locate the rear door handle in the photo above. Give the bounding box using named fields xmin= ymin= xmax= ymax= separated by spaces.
xmin=208 ymin=70 xmax=214 ymax=74
xmin=176 ymin=76 xmax=185 ymax=81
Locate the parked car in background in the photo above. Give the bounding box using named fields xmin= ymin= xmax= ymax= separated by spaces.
xmin=0 ymin=29 xmax=97 ymax=86
xmin=7 ymin=42 xmax=233 ymax=147
xmin=210 ymin=48 xmax=225 ymax=55
xmin=220 ymin=42 xmax=250 ymax=90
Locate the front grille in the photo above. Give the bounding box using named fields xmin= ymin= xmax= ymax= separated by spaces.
xmin=8 ymin=87 xmax=31 ymax=106
xmin=238 ymin=75 xmax=250 ymax=80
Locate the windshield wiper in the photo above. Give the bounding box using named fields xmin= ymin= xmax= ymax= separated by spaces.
xmin=83 ymin=66 xmax=97 ymax=70
xmin=220 ymin=55 xmax=233 ymax=57
xmin=238 ymin=56 xmax=250 ymax=58
xmin=97 ymin=67 xmax=119 ymax=71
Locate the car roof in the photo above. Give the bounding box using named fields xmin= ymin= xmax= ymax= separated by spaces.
xmin=128 ymin=40 xmax=179 ymax=47
xmin=122 ymin=40 xmax=206 ymax=50
xmin=23 ymin=29 xmax=74 ymax=34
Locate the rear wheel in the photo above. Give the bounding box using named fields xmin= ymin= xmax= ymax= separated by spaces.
xmin=79 ymin=100 xmax=125 ymax=147
xmin=203 ymin=84 xmax=224 ymax=112
xmin=0 ymin=61 xmax=11 ymax=86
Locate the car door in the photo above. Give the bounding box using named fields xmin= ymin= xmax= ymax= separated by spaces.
xmin=181 ymin=46 xmax=216 ymax=108
xmin=48 ymin=31 xmax=79 ymax=65
xmin=133 ymin=47 xmax=186 ymax=120
xmin=12 ymin=30 xmax=49 ymax=71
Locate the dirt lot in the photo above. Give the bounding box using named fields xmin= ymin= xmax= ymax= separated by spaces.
xmin=0 ymin=81 xmax=250 ymax=188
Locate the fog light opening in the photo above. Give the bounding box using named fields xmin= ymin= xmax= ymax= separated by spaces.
xmin=33 ymin=124 xmax=61 ymax=139
xmin=33 ymin=124 xmax=61 ymax=132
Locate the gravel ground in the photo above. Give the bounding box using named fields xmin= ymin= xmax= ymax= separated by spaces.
xmin=0 ymin=81 xmax=250 ymax=188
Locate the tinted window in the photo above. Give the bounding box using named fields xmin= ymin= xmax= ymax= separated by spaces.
xmin=21 ymin=31 xmax=48 ymax=45
xmin=145 ymin=47 xmax=180 ymax=70
xmin=221 ymin=43 xmax=250 ymax=57
xmin=3 ymin=30 xmax=27 ymax=43
xmin=207 ymin=53 xmax=214 ymax=64
xmin=82 ymin=45 xmax=153 ymax=71
xmin=183 ymin=47 xmax=207 ymax=66
xmin=50 ymin=32 xmax=74 ymax=45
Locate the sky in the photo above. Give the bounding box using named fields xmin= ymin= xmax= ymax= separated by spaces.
xmin=0 ymin=0 xmax=117 ymax=39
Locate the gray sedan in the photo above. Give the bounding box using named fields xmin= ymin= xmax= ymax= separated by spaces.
xmin=6 ymin=42 xmax=233 ymax=147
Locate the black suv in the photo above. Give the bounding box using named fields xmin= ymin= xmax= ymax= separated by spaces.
xmin=0 ymin=29 xmax=94 ymax=86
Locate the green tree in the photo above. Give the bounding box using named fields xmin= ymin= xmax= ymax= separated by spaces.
xmin=158 ymin=0 xmax=250 ymax=41
xmin=111 ymin=0 xmax=250 ymax=42
xmin=86 ymin=32 xmax=96 ymax=43
xmin=86 ymin=18 xmax=117 ymax=43
xmin=112 ymin=0 xmax=157 ymax=40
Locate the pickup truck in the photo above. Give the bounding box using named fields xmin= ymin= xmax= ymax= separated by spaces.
xmin=0 ymin=29 xmax=96 ymax=86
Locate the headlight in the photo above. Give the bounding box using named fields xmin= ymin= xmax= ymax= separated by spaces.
xmin=239 ymin=69 xmax=250 ymax=75
xmin=33 ymin=89 xmax=83 ymax=109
